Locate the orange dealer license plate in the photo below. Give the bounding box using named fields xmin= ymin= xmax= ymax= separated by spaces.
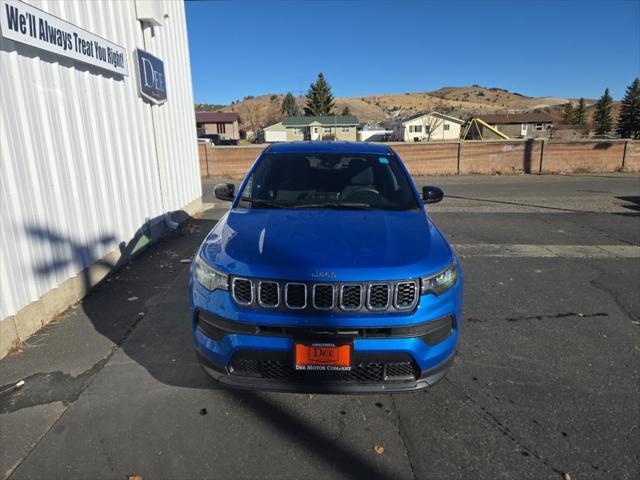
xmin=294 ymin=343 xmax=352 ymax=371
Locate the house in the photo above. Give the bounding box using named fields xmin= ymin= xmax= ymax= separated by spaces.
xmin=195 ymin=112 xmax=240 ymax=142
xmin=263 ymin=116 xmax=359 ymax=142
xmin=391 ymin=112 xmax=465 ymax=142
xmin=357 ymin=122 xmax=392 ymax=142
xmin=474 ymin=112 xmax=555 ymax=139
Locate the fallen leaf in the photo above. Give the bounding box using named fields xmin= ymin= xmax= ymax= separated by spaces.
xmin=373 ymin=444 xmax=384 ymax=455
xmin=308 ymin=394 xmax=315 ymax=400
xmin=127 ymin=476 xmax=143 ymax=480
xmin=563 ymin=473 xmax=571 ymax=480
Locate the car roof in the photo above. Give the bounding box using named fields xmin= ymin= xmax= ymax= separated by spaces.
xmin=267 ymin=141 xmax=392 ymax=155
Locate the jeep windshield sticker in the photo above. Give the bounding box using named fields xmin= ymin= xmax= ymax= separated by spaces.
xmin=378 ymin=157 xmax=389 ymax=164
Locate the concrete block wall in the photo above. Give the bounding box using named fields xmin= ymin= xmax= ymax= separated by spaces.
xmin=623 ymin=141 xmax=639 ymax=172
xmin=389 ymin=143 xmax=459 ymax=175
xmin=542 ymin=142 xmax=626 ymax=173
xmin=198 ymin=140 xmax=639 ymax=180
xmin=461 ymin=140 xmax=543 ymax=174
xmin=204 ymin=146 xmax=264 ymax=179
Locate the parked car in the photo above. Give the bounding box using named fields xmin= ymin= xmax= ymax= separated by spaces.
xmin=198 ymin=137 xmax=211 ymax=144
xmin=198 ymin=134 xmax=240 ymax=146
xmin=199 ymin=134 xmax=220 ymax=145
xmin=189 ymin=141 xmax=463 ymax=392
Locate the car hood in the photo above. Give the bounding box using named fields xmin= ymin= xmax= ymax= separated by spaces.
xmin=200 ymin=208 xmax=453 ymax=281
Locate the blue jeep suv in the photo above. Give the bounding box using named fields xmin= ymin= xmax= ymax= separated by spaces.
xmin=189 ymin=141 xmax=462 ymax=392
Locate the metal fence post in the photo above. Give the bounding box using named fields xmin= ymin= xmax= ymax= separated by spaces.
xmin=205 ymin=145 xmax=211 ymax=177
xmin=622 ymin=140 xmax=629 ymax=171
xmin=457 ymin=141 xmax=463 ymax=175
xmin=539 ymin=139 xmax=545 ymax=173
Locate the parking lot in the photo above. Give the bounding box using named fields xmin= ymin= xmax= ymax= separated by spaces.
xmin=1 ymin=173 xmax=639 ymax=480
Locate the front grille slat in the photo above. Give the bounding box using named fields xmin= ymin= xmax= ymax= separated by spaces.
xmin=258 ymin=281 xmax=279 ymax=308
xmin=340 ymin=284 xmax=363 ymax=311
xmin=367 ymin=283 xmax=390 ymax=310
xmin=394 ymin=281 xmax=418 ymax=310
xmin=232 ymin=278 xmax=253 ymax=305
xmin=313 ymin=284 xmax=335 ymax=310
xmin=230 ymin=277 xmax=420 ymax=313
xmin=285 ymin=283 xmax=307 ymax=309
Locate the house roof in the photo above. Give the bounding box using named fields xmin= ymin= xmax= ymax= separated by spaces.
xmin=282 ymin=115 xmax=359 ymax=127
xmin=195 ymin=112 xmax=240 ymax=123
xmin=263 ymin=122 xmax=283 ymax=130
xmin=477 ymin=112 xmax=555 ymax=124
xmin=398 ymin=111 xmax=465 ymax=124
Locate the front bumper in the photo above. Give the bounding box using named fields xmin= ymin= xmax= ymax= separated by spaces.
xmin=192 ymin=310 xmax=460 ymax=393
xmin=190 ymin=273 xmax=462 ymax=393
xmin=196 ymin=348 xmax=455 ymax=393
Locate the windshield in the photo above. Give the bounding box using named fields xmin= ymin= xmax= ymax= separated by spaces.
xmin=237 ymin=152 xmax=420 ymax=210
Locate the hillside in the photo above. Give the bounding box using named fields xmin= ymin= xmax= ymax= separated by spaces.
xmin=209 ymin=85 xmax=605 ymax=129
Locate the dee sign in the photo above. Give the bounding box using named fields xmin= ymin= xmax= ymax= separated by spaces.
xmin=135 ymin=49 xmax=167 ymax=105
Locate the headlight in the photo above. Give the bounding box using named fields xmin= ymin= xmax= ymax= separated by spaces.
xmin=420 ymin=263 xmax=458 ymax=295
xmin=194 ymin=256 xmax=228 ymax=291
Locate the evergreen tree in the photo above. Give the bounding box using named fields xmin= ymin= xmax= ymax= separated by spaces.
xmin=281 ymin=92 xmax=300 ymax=117
xmin=616 ymin=78 xmax=640 ymax=139
xmin=593 ymin=88 xmax=614 ymax=135
xmin=304 ymin=73 xmax=335 ymax=116
xmin=563 ymin=102 xmax=575 ymax=124
xmin=341 ymin=105 xmax=352 ymax=116
xmin=574 ymin=97 xmax=587 ymax=126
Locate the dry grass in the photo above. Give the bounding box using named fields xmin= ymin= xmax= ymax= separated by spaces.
xmin=213 ymin=85 xmax=612 ymax=129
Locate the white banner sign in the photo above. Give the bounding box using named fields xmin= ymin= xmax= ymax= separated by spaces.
xmin=0 ymin=0 xmax=128 ymax=76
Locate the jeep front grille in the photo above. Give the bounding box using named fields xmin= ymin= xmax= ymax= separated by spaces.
xmin=230 ymin=277 xmax=420 ymax=313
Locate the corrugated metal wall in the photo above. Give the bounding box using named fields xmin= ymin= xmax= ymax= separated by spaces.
xmin=0 ymin=0 xmax=201 ymax=320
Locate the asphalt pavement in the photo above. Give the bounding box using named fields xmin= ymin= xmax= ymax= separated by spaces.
xmin=1 ymin=173 xmax=639 ymax=480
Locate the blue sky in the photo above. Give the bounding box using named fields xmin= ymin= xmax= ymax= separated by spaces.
xmin=186 ymin=0 xmax=640 ymax=104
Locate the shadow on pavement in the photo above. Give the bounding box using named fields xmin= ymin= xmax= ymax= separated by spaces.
xmin=2 ymin=212 xmax=396 ymax=480
xmin=1 ymin=214 xmax=221 ymax=408
xmin=616 ymin=196 xmax=640 ymax=212
xmin=224 ymin=389 xmax=397 ymax=480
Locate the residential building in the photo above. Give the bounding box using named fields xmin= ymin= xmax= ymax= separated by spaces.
xmin=358 ymin=122 xmax=393 ymax=142
xmin=476 ymin=112 xmax=555 ymax=139
xmin=196 ymin=112 xmax=240 ymax=142
xmin=263 ymin=116 xmax=359 ymax=142
xmin=391 ymin=112 xmax=465 ymax=142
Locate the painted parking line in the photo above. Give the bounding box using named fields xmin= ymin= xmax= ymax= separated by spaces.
xmin=453 ymin=244 xmax=640 ymax=258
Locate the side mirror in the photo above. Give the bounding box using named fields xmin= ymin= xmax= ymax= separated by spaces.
xmin=422 ymin=186 xmax=444 ymax=204
xmin=214 ymin=183 xmax=235 ymax=201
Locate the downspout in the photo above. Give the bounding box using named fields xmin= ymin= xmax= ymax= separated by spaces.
xmin=141 ymin=22 xmax=180 ymax=231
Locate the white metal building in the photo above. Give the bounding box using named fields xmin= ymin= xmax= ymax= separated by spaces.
xmin=0 ymin=0 xmax=202 ymax=357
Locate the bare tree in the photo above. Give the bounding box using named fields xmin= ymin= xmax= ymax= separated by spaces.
xmin=241 ymin=99 xmax=284 ymax=141
xmin=407 ymin=113 xmax=443 ymax=142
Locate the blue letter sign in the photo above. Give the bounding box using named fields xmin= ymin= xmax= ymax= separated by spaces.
xmin=135 ymin=49 xmax=167 ymax=104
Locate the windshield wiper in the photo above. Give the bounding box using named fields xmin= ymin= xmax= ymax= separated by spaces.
xmin=290 ymin=202 xmax=374 ymax=210
xmin=238 ymin=197 xmax=285 ymax=208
